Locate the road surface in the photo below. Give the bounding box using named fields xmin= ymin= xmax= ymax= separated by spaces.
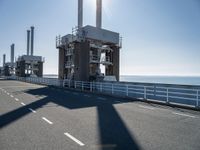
xmin=0 ymin=79 xmax=200 ymax=150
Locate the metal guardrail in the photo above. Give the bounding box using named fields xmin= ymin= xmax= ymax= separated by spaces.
xmin=4 ymin=76 xmax=200 ymax=109
xmin=63 ymin=79 xmax=200 ymax=108
xmin=5 ymin=76 xmax=63 ymax=87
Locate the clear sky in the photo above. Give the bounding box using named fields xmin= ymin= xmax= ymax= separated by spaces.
xmin=0 ymin=0 xmax=200 ymax=76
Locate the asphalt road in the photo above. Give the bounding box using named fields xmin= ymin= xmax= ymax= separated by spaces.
xmin=0 ymin=79 xmax=200 ymax=150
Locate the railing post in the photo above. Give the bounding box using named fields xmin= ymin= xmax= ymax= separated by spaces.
xmin=144 ymin=86 xmax=147 ymax=99
xmin=112 ymin=84 xmax=114 ymax=94
xmin=100 ymin=82 xmax=102 ymax=92
xmin=126 ymin=85 xmax=129 ymax=97
xmin=82 ymin=81 xmax=84 ymax=91
xmin=74 ymin=81 xmax=76 ymax=89
xmin=166 ymin=88 xmax=169 ymax=103
xmin=196 ymin=90 xmax=199 ymax=107
xmin=90 ymin=82 xmax=92 ymax=92
xmin=68 ymin=80 xmax=71 ymax=88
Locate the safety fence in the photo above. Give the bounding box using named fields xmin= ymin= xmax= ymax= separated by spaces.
xmin=4 ymin=76 xmax=200 ymax=108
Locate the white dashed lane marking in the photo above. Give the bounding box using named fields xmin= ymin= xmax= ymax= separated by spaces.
xmin=64 ymin=132 xmax=85 ymax=146
xmin=10 ymin=95 xmax=14 ymax=98
xmin=97 ymin=97 xmax=106 ymax=100
xmin=29 ymin=108 xmax=37 ymax=113
xmin=15 ymin=98 xmax=19 ymax=101
xmin=42 ymin=117 xmax=53 ymax=125
xmin=21 ymin=102 xmax=26 ymax=106
xmin=138 ymin=105 xmax=155 ymax=110
xmin=84 ymin=95 xmax=91 ymax=97
xmin=172 ymin=112 xmax=196 ymax=118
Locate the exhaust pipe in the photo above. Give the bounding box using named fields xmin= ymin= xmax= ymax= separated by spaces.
xmin=96 ymin=0 xmax=102 ymax=28
xmin=10 ymin=44 xmax=14 ymax=65
xmin=30 ymin=26 xmax=34 ymax=56
xmin=27 ymin=30 xmax=30 ymax=55
xmin=78 ymin=0 xmax=83 ymax=28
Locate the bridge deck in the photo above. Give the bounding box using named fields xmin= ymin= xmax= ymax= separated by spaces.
xmin=0 ymin=79 xmax=200 ymax=150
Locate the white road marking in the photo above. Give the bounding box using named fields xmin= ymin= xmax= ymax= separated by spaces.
xmin=15 ymin=98 xmax=19 ymax=101
xmin=29 ymin=108 xmax=36 ymax=113
xmin=139 ymin=105 xmax=155 ymax=110
xmin=7 ymin=92 xmax=10 ymax=95
xmin=10 ymin=95 xmax=14 ymax=98
xmin=84 ymin=95 xmax=90 ymax=97
xmin=98 ymin=97 xmax=106 ymax=100
xmin=21 ymin=102 xmax=26 ymax=106
xmin=172 ymin=112 xmax=196 ymax=118
xmin=42 ymin=117 xmax=53 ymax=125
xmin=64 ymin=132 xmax=85 ymax=146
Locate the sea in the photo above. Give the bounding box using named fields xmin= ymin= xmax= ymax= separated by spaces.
xmin=43 ymin=75 xmax=200 ymax=86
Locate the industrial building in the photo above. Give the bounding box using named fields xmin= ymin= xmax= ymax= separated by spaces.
xmin=15 ymin=26 xmax=44 ymax=77
xmin=56 ymin=0 xmax=121 ymax=81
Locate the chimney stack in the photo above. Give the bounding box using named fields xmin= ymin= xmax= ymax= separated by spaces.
xmin=3 ymin=54 xmax=6 ymax=67
xmin=27 ymin=30 xmax=30 ymax=55
xmin=30 ymin=26 xmax=34 ymax=56
xmin=78 ymin=0 xmax=83 ymax=28
xmin=10 ymin=44 xmax=14 ymax=65
xmin=96 ymin=0 xmax=102 ymax=28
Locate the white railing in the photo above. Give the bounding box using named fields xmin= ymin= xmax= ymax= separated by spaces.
xmin=4 ymin=76 xmax=200 ymax=109
xmin=63 ymin=79 xmax=200 ymax=108
xmin=5 ymin=76 xmax=63 ymax=87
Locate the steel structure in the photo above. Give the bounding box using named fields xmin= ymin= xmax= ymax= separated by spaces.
xmin=56 ymin=0 xmax=122 ymax=81
xmin=16 ymin=26 xmax=44 ymax=77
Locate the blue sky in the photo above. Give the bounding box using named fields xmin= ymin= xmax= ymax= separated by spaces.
xmin=0 ymin=0 xmax=200 ymax=76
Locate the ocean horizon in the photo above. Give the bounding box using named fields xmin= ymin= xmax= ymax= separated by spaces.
xmin=43 ymin=74 xmax=200 ymax=86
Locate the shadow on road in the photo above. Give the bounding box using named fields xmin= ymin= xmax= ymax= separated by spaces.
xmin=0 ymin=86 xmax=141 ymax=150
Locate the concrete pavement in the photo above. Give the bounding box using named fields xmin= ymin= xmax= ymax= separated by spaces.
xmin=0 ymin=79 xmax=200 ymax=150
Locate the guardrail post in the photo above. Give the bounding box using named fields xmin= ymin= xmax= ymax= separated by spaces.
xmin=144 ymin=86 xmax=147 ymax=99
xmin=100 ymin=83 xmax=102 ymax=92
xmin=90 ymin=82 xmax=92 ymax=92
xmin=112 ymin=84 xmax=114 ymax=94
xmin=166 ymin=88 xmax=169 ymax=103
xmin=62 ymin=80 xmax=65 ymax=87
xmin=82 ymin=81 xmax=84 ymax=91
xmin=126 ymin=85 xmax=129 ymax=97
xmin=196 ymin=90 xmax=199 ymax=107
xmin=68 ymin=80 xmax=71 ymax=88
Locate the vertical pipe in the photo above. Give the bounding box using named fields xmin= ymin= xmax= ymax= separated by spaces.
xmin=78 ymin=0 xmax=83 ymax=28
xmin=10 ymin=44 xmax=14 ymax=65
xmin=27 ymin=30 xmax=30 ymax=55
xmin=3 ymin=54 xmax=6 ymax=66
xmin=96 ymin=0 xmax=102 ymax=28
xmin=30 ymin=26 xmax=34 ymax=56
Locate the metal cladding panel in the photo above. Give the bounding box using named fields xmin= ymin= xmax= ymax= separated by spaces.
xmin=81 ymin=25 xmax=119 ymax=44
